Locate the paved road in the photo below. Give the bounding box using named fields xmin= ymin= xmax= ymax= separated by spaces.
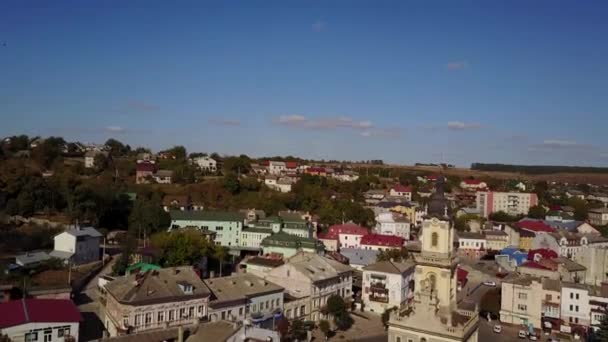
xmin=76 ymin=255 xmax=118 ymax=341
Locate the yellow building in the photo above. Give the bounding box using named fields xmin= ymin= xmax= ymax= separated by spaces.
xmin=519 ymin=230 xmax=535 ymax=251
xmin=388 ymin=178 xmax=479 ymax=342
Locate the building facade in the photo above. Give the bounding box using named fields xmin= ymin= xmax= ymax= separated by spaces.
xmin=169 ymin=211 xmax=245 ymax=247
xmin=52 ymin=226 xmax=102 ymax=265
xmin=362 ymin=260 xmax=415 ymax=313
xmin=476 ymin=191 xmax=538 ymax=218
xmin=375 ymin=212 xmax=411 ymax=240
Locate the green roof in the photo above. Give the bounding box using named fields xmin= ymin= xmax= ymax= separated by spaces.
xmin=126 ymin=262 xmax=161 ymax=274
xmin=242 ymin=227 xmax=273 ymax=234
xmin=170 ymin=210 xmax=245 ymax=222
xmin=261 ymin=232 xmax=324 ymax=250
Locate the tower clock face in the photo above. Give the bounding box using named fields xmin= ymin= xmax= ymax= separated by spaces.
xmin=432 ymin=218 xmax=439 ymax=225
xmin=272 ymin=224 xmax=281 ymax=233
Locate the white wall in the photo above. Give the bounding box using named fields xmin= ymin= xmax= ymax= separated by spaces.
xmin=1 ymin=321 xmax=79 ymax=342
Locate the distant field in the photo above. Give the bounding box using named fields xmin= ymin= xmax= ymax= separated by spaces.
xmin=348 ymin=163 xmax=608 ymax=185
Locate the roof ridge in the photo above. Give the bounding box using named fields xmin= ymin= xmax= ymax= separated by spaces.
xmin=21 ymin=298 xmax=30 ymax=323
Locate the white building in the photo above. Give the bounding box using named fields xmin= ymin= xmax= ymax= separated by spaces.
xmin=264 ymin=176 xmax=294 ymax=193
xmin=204 ymin=273 xmax=284 ymax=324
xmin=589 ymin=207 xmax=608 ymax=226
xmin=375 ymin=212 xmax=411 ymax=240
xmin=388 ymin=185 xmax=412 ymax=201
xmin=476 ymin=191 xmax=538 ymax=218
xmin=192 ymin=156 xmax=217 ymax=172
xmin=268 ymin=161 xmax=286 ymax=175
xmin=261 ymin=252 xmax=354 ymax=322
xmin=460 ymin=179 xmax=487 ymax=191
xmin=51 ymin=226 xmax=102 ymax=265
xmin=362 ymin=260 xmax=415 ymax=313
xmin=561 ymin=283 xmax=592 ymax=331
xmin=0 ymin=299 xmax=81 ymax=342
xmin=84 ymin=150 xmax=109 ymax=168
xmin=456 ymin=232 xmax=487 ymax=259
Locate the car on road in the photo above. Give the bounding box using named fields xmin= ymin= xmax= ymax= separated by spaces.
xmin=483 ymin=281 xmax=497 ymax=287
xmin=529 ymin=334 xmax=538 ymax=341
xmin=518 ymin=330 xmax=527 ymax=339
xmin=493 ymin=325 xmax=502 ymax=334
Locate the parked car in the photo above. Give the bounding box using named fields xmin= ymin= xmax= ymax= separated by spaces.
xmin=518 ymin=330 xmax=528 ymax=339
xmin=479 ymin=310 xmax=499 ymax=320
xmin=529 ymin=334 xmax=538 ymax=341
xmin=483 ymin=281 xmax=497 ymax=287
xmin=493 ymin=325 xmax=502 ymax=334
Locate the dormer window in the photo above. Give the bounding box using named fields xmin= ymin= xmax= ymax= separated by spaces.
xmin=178 ymin=282 xmax=193 ymax=294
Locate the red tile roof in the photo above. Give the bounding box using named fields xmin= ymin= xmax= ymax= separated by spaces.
xmin=328 ymin=223 xmax=369 ymax=237
xmin=427 ymin=174 xmax=439 ymax=181
xmin=306 ymin=167 xmax=326 ymax=173
xmin=285 ymin=161 xmax=298 ymax=169
xmin=391 ymin=184 xmax=412 ymax=193
xmin=0 ymin=299 xmax=81 ymax=329
xmin=136 ymin=161 xmax=156 ymax=172
xmin=317 ymin=232 xmax=338 ymax=241
xmin=528 ymin=248 xmax=558 ymax=261
xmin=361 ymin=234 xmax=404 ymax=247
xmin=518 ymin=220 xmax=556 ymax=233
xmin=457 ymin=267 xmax=469 ymax=282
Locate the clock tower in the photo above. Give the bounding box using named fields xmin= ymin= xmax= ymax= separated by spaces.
xmin=388 ymin=176 xmax=479 ymax=342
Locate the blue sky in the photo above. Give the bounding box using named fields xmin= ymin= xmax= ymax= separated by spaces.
xmin=1 ymin=0 xmax=607 ymax=166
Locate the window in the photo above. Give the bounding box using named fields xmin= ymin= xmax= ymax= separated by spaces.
xmin=179 ymin=308 xmax=186 ymax=319
xmin=44 ymin=330 xmax=52 ymax=342
xmin=575 ymin=317 xmax=579 ymax=324
xmin=252 ymin=304 xmax=257 ymax=312
xmin=189 ymin=306 xmax=195 ymax=318
xmin=221 ymin=311 xmax=226 ymax=320
xmin=123 ymin=315 xmax=129 ymax=327
xmin=517 ymin=304 xmax=527 ymax=311
xmin=216 ymin=226 xmax=223 ymax=231
xmin=286 ymin=309 xmax=292 ymax=318
xmin=396 ymin=338 xmax=401 ymax=342
xmin=431 ymin=232 xmax=438 ymax=247
xmin=300 ymin=305 xmax=306 ymax=316
xmin=518 ymin=292 xmax=527 ymax=300
xmin=198 ymin=306 xmax=204 ymax=315
xmin=239 ymin=307 xmax=243 ymax=316
xmin=576 ymin=293 xmax=580 ymax=300
xmin=135 ymin=314 xmax=142 ymax=327
xmin=575 ymin=305 xmax=579 ymax=312
xmin=546 ymin=294 xmax=552 ymax=301
xmin=169 ymin=310 xmax=175 ymax=321
xmin=570 ymin=305 xmax=573 ymax=311
xmin=158 ymin=311 xmax=165 ymax=323
xmin=145 ymin=313 xmax=152 ymax=326
xmin=25 ymin=333 xmax=37 ymax=342
xmin=570 ymin=293 xmax=574 ymax=299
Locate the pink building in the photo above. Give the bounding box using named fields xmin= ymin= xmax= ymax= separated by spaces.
xmin=476 ymin=191 xmax=538 ymax=218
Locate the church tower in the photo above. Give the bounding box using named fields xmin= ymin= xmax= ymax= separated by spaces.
xmin=388 ymin=176 xmax=479 ymax=342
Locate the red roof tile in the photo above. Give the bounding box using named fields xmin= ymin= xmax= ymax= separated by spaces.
xmin=528 ymin=248 xmax=558 ymax=261
xmin=0 ymin=299 xmax=81 ymax=329
xmin=361 ymin=234 xmax=404 ymax=247
xmin=457 ymin=267 xmax=469 ymax=282
xmin=328 ymin=223 xmax=369 ymax=237
xmin=518 ymin=220 xmax=556 ymax=233
xmin=136 ymin=161 xmax=156 ymax=172
xmin=391 ymin=184 xmax=412 ymax=193
xmin=285 ymin=161 xmax=298 ymax=169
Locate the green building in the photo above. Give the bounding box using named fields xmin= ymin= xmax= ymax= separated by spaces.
xmin=260 ymin=231 xmax=325 ymax=258
xmin=169 ymin=210 xmax=245 ymax=247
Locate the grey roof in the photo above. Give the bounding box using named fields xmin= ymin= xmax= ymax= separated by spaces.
xmin=49 ymin=250 xmax=74 ymax=260
xmin=204 ymin=273 xmax=283 ymax=305
xmin=553 ymin=257 xmax=587 ymax=272
xmin=363 ymin=260 xmax=415 ymax=274
xmin=339 ymin=248 xmax=379 ymax=267
xmin=285 ymin=252 xmax=354 ymax=282
xmin=105 ymin=266 xmax=210 ymax=306
xmin=186 ymin=321 xmax=239 ymax=342
xmin=15 ymin=251 xmax=50 ymax=266
xmin=171 ymin=210 xmax=245 ymax=222
xmin=590 ymin=207 xmax=608 ymax=214
xmin=457 ymin=232 xmax=485 ymax=240
xmin=542 ymin=278 xmax=562 ymax=292
xmin=61 ymin=226 xmax=102 ymax=238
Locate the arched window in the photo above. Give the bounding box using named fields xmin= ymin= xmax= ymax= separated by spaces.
xmin=431 ymin=232 xmax=439 ymax=247
xmin=429 ymin=274 xmax=436 ymax=291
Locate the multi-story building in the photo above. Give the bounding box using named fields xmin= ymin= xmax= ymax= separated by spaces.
xmin=589 ymin=207 xmax=608 ymax=226
xmin=360 ymin=234 xmax=404 ymax=251
xmin=484 ymin=230 xmax=509 ymax=251
xmin=203 ymin=273 xmax=284 ymax=325
xmin=560 ymin=283 xmax=592 ymax=333
xmin=169 ymin=211 xmax=245 ymax=247
xmin=456 ymin=232 xmax=486 ymax=259
xmin=0 ymin=299 xmax=81 ymax=342
xmin=319 ymin=223 xmax=369 ymax=250
xmin=500 ymin=276 xmax=544 ymax=329
xmin=153 ymin=169 xmax=173 ymax=184
xmin=50 ymin=226 xmax=102 ymax=265
xmin=532 ymin=231 xmax=608 ymax=259
xmin=135 ymin=161 xmax=156 ymax=184
xmin=574 ymin=247 xmax=608 ymax=286
xmin=375 ymin=212 xmax=411 ymax=240
xmin=103 ymin=267 xmax=210 ymax=337
xmin=260 ymin=232 xmax=324 ymax=258
xmin=388 ymin=185 xmax=412 ymax=201
xmin=476 ymin=191 xmax=538 ymax=218
xmin=362 ymin=260 xmax=415 ymax=313
xmin=268 ymin=161 xmax=286 ymax=175
xmin=262 ymin=252 xmax=354 ymax=322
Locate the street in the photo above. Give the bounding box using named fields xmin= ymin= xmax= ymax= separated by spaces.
xmin=75 ymin=255 xmax=118 ymax=341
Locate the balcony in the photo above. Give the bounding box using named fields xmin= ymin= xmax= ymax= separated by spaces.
xmin=370 ymin=282 xmax=387 ymax=290
xmin=369 ymin=294 xmax=389 ymax=303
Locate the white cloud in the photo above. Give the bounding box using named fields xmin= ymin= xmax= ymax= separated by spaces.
xmin=312 ymin=20 xmax=326 ymax=32
xmin=447 ymin=121 xmax=481 ymax=130
xmin=105 ymin=126 xmax=126 ymax=133
xmin=542 ymin=139 xmax=579 ymax=147
xmin=275 ymin=115 xmax=373 ymax=130
xmin=446 ymin=61 xmax=467 ymax=70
